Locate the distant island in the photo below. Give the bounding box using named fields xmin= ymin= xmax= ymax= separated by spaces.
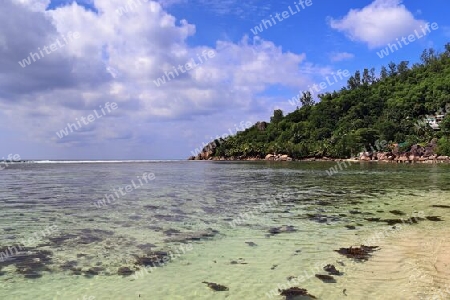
xmin=190 ymin=44 xmax=450 ymax=163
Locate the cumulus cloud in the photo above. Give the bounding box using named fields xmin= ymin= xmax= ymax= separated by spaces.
xmin=329 ymin=0 xmax=427 ymax=48
xmin=0 ymin=0 xmax=327 ymax=159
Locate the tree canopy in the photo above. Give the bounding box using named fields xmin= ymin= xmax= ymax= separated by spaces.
xmin=213 ymin=43 xmax=450 ymax=159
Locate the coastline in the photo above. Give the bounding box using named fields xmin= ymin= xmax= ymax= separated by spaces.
xmin=188 ymin=154 xmax=450 ymax=164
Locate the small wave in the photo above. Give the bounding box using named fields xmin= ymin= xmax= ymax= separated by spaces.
xmin=30 ymin=160 xmax=181 ymax=164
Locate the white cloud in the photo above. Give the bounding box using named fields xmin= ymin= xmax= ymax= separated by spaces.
xmin=0 ymin=0 xmax=328 ymax=159
xmin=329 ymin=52 xmax=354 ymax=62
xmin=329 ymin=0 xmax=427 ymax=48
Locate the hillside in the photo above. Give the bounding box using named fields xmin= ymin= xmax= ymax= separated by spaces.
xmin=191 ymin=44 xmax=450 ymax=161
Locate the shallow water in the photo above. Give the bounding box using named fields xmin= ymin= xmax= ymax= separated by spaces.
xmin=0 ymin=161 xmax=449 ymax=299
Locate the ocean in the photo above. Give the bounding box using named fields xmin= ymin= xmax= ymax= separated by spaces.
xmin=0 ymin=161 xmax=449 ymax=299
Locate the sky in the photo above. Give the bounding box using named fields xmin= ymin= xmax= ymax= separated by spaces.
xmin=0 ymin=0 xmax=449 ymax=160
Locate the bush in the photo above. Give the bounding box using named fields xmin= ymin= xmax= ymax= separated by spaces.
xmin=437 ymin=137 xmax=450 ymax=156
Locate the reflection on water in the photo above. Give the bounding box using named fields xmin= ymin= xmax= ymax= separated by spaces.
xmin=0 ymin=161 xmax=449 ymax=299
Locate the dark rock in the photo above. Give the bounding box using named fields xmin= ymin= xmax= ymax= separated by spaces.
xmin=230 ymin=258 xmax=247 ymax=265
xmin=136 ymin=243 xmax=157 ymax=251
xmin=287 ymin=275 xmax=297 ymax=281
xmin=48 ymin=234 xmax=78 ymax=246
xmin=306 ymin=214 xmax=339 ymax=223
xmin=335 ymin=245 xmax=379 ymax=261
xmin=143 ymin=205 xmax=159 ymax=210
xmin=20 ymin=269 xmax=42 ymax=279
xmin=245 ymin=241 xmax=257 ymax=247
xmin=345 ymin=225 xmax=356 ymax=230
xmin=164 ymin=228 xmax=219 ymax=242
xmin=163 ymin=229 xmax=181 ymax=236
xmin=202 ymin=281 xmax=229 ymax=291
xmin=268 ymin=225 xmax=296 ymax=235
xmin=278 ymin=287 xmax=316 ymax=299
xmin=431 ymin=205 xmax=450 ymax=209
xmin=315 ymin=274 xmax=336 ymax=283
xmin=426 ymin=216 xmax=443 ymax=221
xmin=70 ymin=267 xmax=83 ymax=275
xmin=134 ymin=251 xmax=170 ymax=267
xmin=60 ymin=261 xmax=78 ymax=271
xmin=389 ymin=210 xmax=406 ymax=216
xmin=84 ymin=267 xmax=104 ymax=276
xmin=382 ymin=217 xmax=424 ymax=225
xmin=323 ymin=264 xmax=341 ymax=275
xmin=118 ymin=267 xmax=134 ymax=276
xmin=5 ymin=249 xmax=53 ymax=279
xmin=316 ymin=201 xmax=332 ymax=206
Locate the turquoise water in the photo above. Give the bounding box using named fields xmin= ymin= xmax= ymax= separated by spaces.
xmin=0 ymin=161 xmax=449 ymax=299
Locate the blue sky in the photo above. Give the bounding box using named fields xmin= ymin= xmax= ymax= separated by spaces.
xmin=0 ymin=0 xmax=449 ymax=160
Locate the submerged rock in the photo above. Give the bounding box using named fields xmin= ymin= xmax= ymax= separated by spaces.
xmin=60 ymin=260 xmax=78 ymax=271
xmin=426 ymin=216 xmax=443 ymax=221
xmin=305 ymin=214 xmax=338 ymax=223
xmin=1 ymin=248 xmax=53 ymax=279
xmin=70 ymin=267 xmax=83 ymax=275
xmin=279 ymin=287 xmax=316 ymax=299
xmin=431 ymin=205 xmax=450 ymax=209
xmin=268 ymin=225 xmax=296 ymax=235
xmin=202 ymin=281 xmax=229 ymax=291
xmin=84 ymin=267 xmax=104 ymax=276
xmin=389 ymin=210 xmax=406 ymax=216
xmin=315 ymin=274 xmax=336 ymax=283
xmin=117 ymin=267 xmax=134 ymax=276
xmin=382 ymin=217 xmax=424 ymax=225
xmin=230 ymin=258 xmax=247 ymax=265
xmin=323 ymin=264 xmax=342 ymax=275
xmin=134 ymin=251 xmax=170 ymax=267
xmin=164 ymin=228 xmax=219 ymax=243
xmin=335 ymin=245 xmax=379 ymax=261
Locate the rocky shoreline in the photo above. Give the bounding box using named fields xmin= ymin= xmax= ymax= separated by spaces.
xmin=188 ymin=139 xmax=450 ymax=163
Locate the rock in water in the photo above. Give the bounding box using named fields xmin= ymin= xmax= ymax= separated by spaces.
xmin=279 ymin=287 xmax=317 ymax=299
xmin=202 ymin=281 xmax=229 ymax=291
xmin=315 ymin=274 xmax=337 ymax=283
xmin=335 ymin=245 xmax=379 ymax=261
xmin=323 ymin=264 xmax=342 ymax=275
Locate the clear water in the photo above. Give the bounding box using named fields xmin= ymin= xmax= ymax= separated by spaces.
xmin=0 ymin=161 xmax=449 ymax=299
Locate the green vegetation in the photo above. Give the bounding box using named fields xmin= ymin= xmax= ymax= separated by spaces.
xmin=214 ymin=44 xmax=450 ymax=159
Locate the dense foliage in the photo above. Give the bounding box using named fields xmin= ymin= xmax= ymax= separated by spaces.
xmin=214 ymin=44 xmax=450 ymax=159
